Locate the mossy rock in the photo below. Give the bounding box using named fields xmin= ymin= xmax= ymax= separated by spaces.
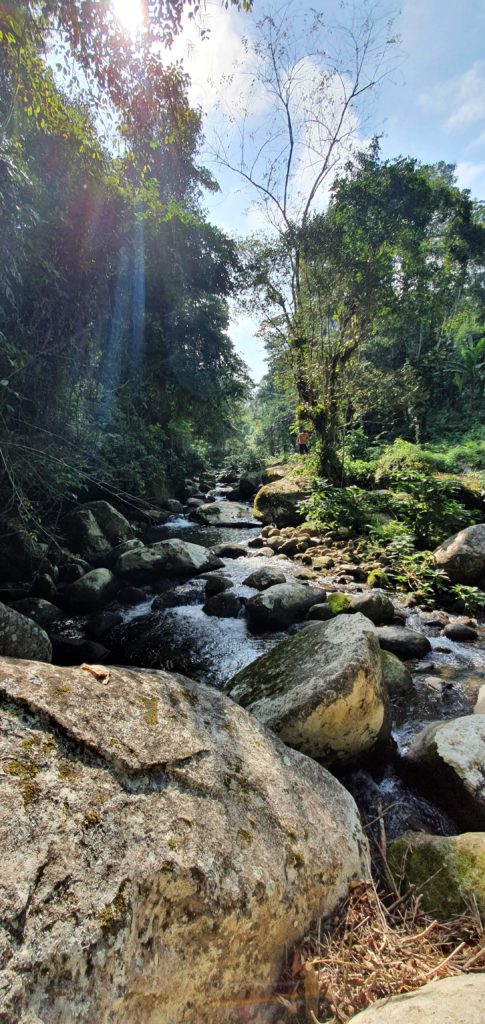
xmin=254 ymin=473 xmax=312 ymax=527
xmin=367 ymin=568 xmax=390 ymax=588
xmin=388 ymin=832 xmax=485 ymax=920
xmin=327 ymin=592 xmax=352 ymax=615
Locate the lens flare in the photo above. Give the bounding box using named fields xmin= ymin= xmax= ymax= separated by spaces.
xmin=112 ymin=0 xmax=144 ymax=38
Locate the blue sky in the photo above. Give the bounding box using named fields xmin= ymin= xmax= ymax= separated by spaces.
xmin=173 ymin=0 xmax=485 ymax=382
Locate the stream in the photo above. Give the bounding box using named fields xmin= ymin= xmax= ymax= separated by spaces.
xmin=58 ymin=494 xmax=485 ymax=843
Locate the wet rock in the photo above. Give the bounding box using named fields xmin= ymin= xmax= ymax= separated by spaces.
xmin=253 ymin=474 xmax=311 ymax=527
xmin=94 ymin=538 xmax=144 ymax=570
xmin=50 ymin=636 xmax=110 ymax=665
xmin=388 ymin=832 xmax=485 ymax=920
xmin=116 ymin=585 xmax=146 ymax=605
xmin=225 ymin=614 xmax=389 ymax=765
xmin=58 ymin=559 xmax=90 ymax=584
xmin=0 ymin=524 xmax=54 ymax=584
xmin=0 ymin=657 xmax=368 ymax=1024
xmin=376 ymin=625 xmax=431 ymax=660
xmin=163 ymin=499 xmax=184 ymax=514
xmin=0 ymin=602 xmax=52 ymax=662
xmin=247 ymin=536 xmax=265 ymax=549
xmin=204 ymin=575 xmax=234 ymax=597
xmin=381 ymin=650 xmax=413 ymax=697
xmin=242 ymin=567 xmax=287 ymax=590
xmin=87 ymin=610 xmax=124 ymax=639
xmin=63 ymin=568 xmax=117 ymax=613
xmin=194 ymin=501 xmax=257 ymax=527
xmin=433 ymin=523 xmax=485 ymax=584
xmin=10 ymin=598 xmax=63 ymax=629
xmin=246 ymin=582 xmax=326 ymax=630
xmin=211 ymin=542 xmax=248 ymax=559
xmin=114 ymin=539 xmax=223 ymax=581
xmin=348 ymin=592 xmax=395 ymax=625
xmin=404 ymin=715 xmax=485 ymax=828
xmin=202 ymin=591 xmax=244 ymax=618
xmin=348 ymin=974 xmax=485 ymax=1024
xmin=258 ymin=546 xmax=276 ymax=557
xmin=443 ymin=622 xmax=478 ymax=642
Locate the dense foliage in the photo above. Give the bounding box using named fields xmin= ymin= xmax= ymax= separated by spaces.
xmin=0 ymin=0 xmax=250 ymax=528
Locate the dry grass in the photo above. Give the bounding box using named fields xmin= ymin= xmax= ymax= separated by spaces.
xmin=275 ymin=878 xmax=485 ymax=1023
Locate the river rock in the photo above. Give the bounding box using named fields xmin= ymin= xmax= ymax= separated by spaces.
xmin=0 ymin=602 xmax=52 ymax=662
xmin=380 ymin=650 xmax=413 ymax=697
xmin=9 ymin=598 xmax=63 ymax=628
xmin=0 ymin=524 xmax=53 ymax=584
xmin=94 ymin=538 xmax=144 ymax=570
xmin=443 ymin=622 xmax=478 ymax=642
xmin=388 ymin=831 xmax=485 ymax=919
xmin=403 ymin=715 xmax=485 ymax=828
xmin=242 ymin=567 xmax=287 ymax=590
xmin=202 ymin=591 xmax=244 ymax=618
xmin=0 ymin=656 xmax=368 ymax=1024
xmin=348 ymin=974 xmax=485 ymax=1024
xmin=307 ymin=602 xmax=334 ymax=621
xmin=50 ymin=636 xmax=110 ymax=665
xmin=87 ymin=610 xmax=124 ymax=639
xmin=62 ymin=568 xmax=117 ymax=612
xmin=211 ymin=542 xmax=248 ymax=559
xmin=63 ymin=507 xmax=112 ymax=560
xmin=433 ymin=523 xmax=485 ymax=584
xmin=204 ymin=575 xmax=234 ymax=596
xmin=84 ymin=501 xmax=133 ymax=546
xmin=225 ymin=614 xmax=389 ymax=765
xmin=253 ymin=474 xmax=311 ymax=527
xmin=114 ymin=539 xmax=223 ymax=581
xmin=348 ymin=592 xmax=395 ymax=625
xmin=376 ymin=625 xmax=431 ymax=660
xmin=246 ymin=582 xmax=326 ymax=630
xmin=194 ymin=502 xmax=257 ymax=527
xmin=238 ymin=472 xmax=262 ymax=499
xmin=163 ymin=499 xmax=184 ymax=514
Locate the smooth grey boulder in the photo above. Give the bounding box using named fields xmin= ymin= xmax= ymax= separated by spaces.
xmin=0 ymin=656 xmax=368 ymax=1024
xmin=403 ymin=714 xmax=485 ymax=828
xmin=348 ymin=592 xmax=395 ymax=625
xmin=376 ymin=625 xmax=431 ymax=660
xmin=246 ymin=582 xmax=326 ymax=630
xmin=114 ymin=539 xmax=223 ymax=581
xmin=242 ymin=567 xmax=287 ymax=590
xmin=63 ymin=568 xmax=117 ymax=612
xmin=9 ymin=598 xmax=63 ymax=628
xmin=225 ymin=614 xmax=389 ymax=765
xmin=0 ymin=602 xmax=52 ymax=662
xmin=307 ymin=602 xmax=334 ymax=621
xmin=94 ymin=538 xmax=143 ymax=570
xmin=433 ymin=523 xmax=485 ymax=584
xmin=211 ymin=542 xmax=248 ymax=559
xmin=349 ymin=974 xmax=485 ymax=1024
xmin=194 ymin=501 xmax=258 ymax=527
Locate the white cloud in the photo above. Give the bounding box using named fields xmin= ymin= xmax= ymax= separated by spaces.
xmin=454 ymin=160 xmax=485 ymax=190
xmin=420 ymin=60 xmax=485 ymax=132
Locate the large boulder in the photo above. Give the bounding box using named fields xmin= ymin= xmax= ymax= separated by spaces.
xmin=83 ymin=501 xmax=133 ymax=546
xmin=0 ymin=602 xmax=52 ymax=662
xmin=0 ymin=656 xmax=368 ymax=1024
xmin=433 ymin=523 xmax=485 ymax=584
xmin=253 ymin=474 xmax=312 ymax=527
xmin=114 ymin=539 xmax=223 ymax=581
xmin=348 ymin=592 xmax=395 ymax=625
xmin=225 ymin=614 xmax=389 ymax=765
xmin=388 ymin=831 xmax=485 ymax=920
xmin=62 ymin=568 xmax=117 ymax=612
xmin=380 ymin=650 xmax=413 ymax=698
xmin=63 ymin=507 xmax=112 ymax=561
xmin=246 ymin=582 xmax=326 ymax=630
xmin=193 ymin=502 xmax=257 ymax=527
xmin=9 ymin=598 xmax=63 ymax=629
xmin=238 ymin=472 xmax=262 ymax=499
xmin=0 ymin=524 xmax=53 ymax=584
xmin=403 ymin=715 xmax=485 ymax=828
xmin=348 ymin=975 xmax=485 ymax=1024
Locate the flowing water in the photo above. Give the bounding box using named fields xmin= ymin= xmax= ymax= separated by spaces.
xmin=57 ymin=496 xmax=485 ymax=841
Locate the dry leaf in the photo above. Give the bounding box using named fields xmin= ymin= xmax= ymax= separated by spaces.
xmin=302 ymin=962 xmax=320 ymax=1019
xmin=80 ymin=663 xmax=110 ymax=683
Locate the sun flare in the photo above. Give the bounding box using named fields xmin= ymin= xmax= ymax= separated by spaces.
xmin=112 ymin=0 xmax=145 ymax=38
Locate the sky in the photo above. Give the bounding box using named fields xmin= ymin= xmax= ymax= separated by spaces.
xmin=117 ymin=0 xmax=485 ymax=384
